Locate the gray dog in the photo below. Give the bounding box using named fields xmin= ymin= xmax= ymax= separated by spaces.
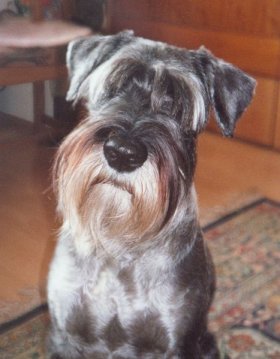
xmin=47 ymin=31 xmax=255 ymax=358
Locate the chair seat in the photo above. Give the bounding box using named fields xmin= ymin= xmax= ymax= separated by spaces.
xmin=0 ymin=18 xmax=91 ymax=48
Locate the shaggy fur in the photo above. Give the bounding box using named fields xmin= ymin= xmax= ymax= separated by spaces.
xmin=47 ymin=31 xmax=255 ymax=358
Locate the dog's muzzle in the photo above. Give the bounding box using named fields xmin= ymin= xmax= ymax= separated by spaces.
xmin=103 ymin=134 xmax=148 ymax=172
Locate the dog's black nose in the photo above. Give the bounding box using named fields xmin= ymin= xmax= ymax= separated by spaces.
xmin=103 ymin=135 xmax=148 ymax=172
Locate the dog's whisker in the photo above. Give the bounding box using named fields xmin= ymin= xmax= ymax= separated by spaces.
xmin=179 ymin=167 xmax=186 ymax=180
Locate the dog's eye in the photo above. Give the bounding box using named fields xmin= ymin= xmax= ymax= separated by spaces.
xmin=94 ymin=128 xmax=112 ymax=142
xmin=94 ymin=128 xmax=120 ymax=143
xmin=108 ymin=130 xmax=117 ymax=138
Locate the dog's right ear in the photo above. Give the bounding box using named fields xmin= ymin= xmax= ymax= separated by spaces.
xmin=66 ymin=30 xmax=134 ymax=103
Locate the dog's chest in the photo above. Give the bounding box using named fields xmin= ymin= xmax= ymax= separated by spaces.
xmin=64 ymin=256 xmax=184 ymax=357
xmin=85 ymin=265 xmax=130 ymax=325
xmin=79 ymin=260 xmax=173 ymax=326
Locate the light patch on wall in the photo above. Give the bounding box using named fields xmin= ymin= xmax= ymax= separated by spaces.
xmin=0 ymin=81 xmax=54 ymax=122
xmin=0 ymin=83 xmax=34 ymax=122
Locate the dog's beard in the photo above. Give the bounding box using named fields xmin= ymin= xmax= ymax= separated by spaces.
xmin=83 ymin=158 xmax=164 ymax=250
xmin=53 ymin=122 xmax=172 ymax=257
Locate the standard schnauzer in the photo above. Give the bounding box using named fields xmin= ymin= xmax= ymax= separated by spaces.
xmin=47 ymin=31 xmax=255 ymax=358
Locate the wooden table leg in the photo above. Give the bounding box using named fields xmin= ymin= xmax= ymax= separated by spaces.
xmin=33 ymin=81 xmax=45 ymax=132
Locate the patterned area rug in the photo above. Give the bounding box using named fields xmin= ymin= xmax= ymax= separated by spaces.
xmin=0 ymin=198 xmax=279 ymax=358
xmin=206 ymin=199 xmax=280 ymax=358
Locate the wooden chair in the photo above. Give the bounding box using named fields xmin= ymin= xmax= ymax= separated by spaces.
xmin=0 ymin=0 xmax=91 ymax=130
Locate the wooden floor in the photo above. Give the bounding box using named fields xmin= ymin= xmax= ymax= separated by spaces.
xmin=0 ymin=115 xmax=57 ymax=323
xmin=196 ymin=132 xmax=280 ymax=225
xmin=196 ymin=132 xmax=280 ymax=206
xmin=0 ymin=116 xmax=280 ymax=323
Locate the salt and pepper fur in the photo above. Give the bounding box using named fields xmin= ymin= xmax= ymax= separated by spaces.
xmin=47 ymin=31 xmax=255 ymax=358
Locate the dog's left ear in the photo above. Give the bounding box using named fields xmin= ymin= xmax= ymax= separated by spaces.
xmin=66 ymin=30 xmax=134 ymax=103
xmin=197 ymin=47 xmax=256 ymax=137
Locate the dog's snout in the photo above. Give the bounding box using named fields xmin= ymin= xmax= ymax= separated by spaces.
xmin=103 ymin=135 xmax=148 ymax=172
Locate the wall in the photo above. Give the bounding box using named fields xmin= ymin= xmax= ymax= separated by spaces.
xmin=0 ymin=81 xmax=54 ymax=122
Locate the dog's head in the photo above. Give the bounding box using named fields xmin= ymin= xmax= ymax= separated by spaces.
xmin=54 ymin=31 xmax=255 ymax=256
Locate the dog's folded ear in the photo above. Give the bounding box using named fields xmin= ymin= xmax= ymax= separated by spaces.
xmin=198 ymin=47 xmax=256 ymax=137
xmin=66 ymin=30 xmax=134 ymax=103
